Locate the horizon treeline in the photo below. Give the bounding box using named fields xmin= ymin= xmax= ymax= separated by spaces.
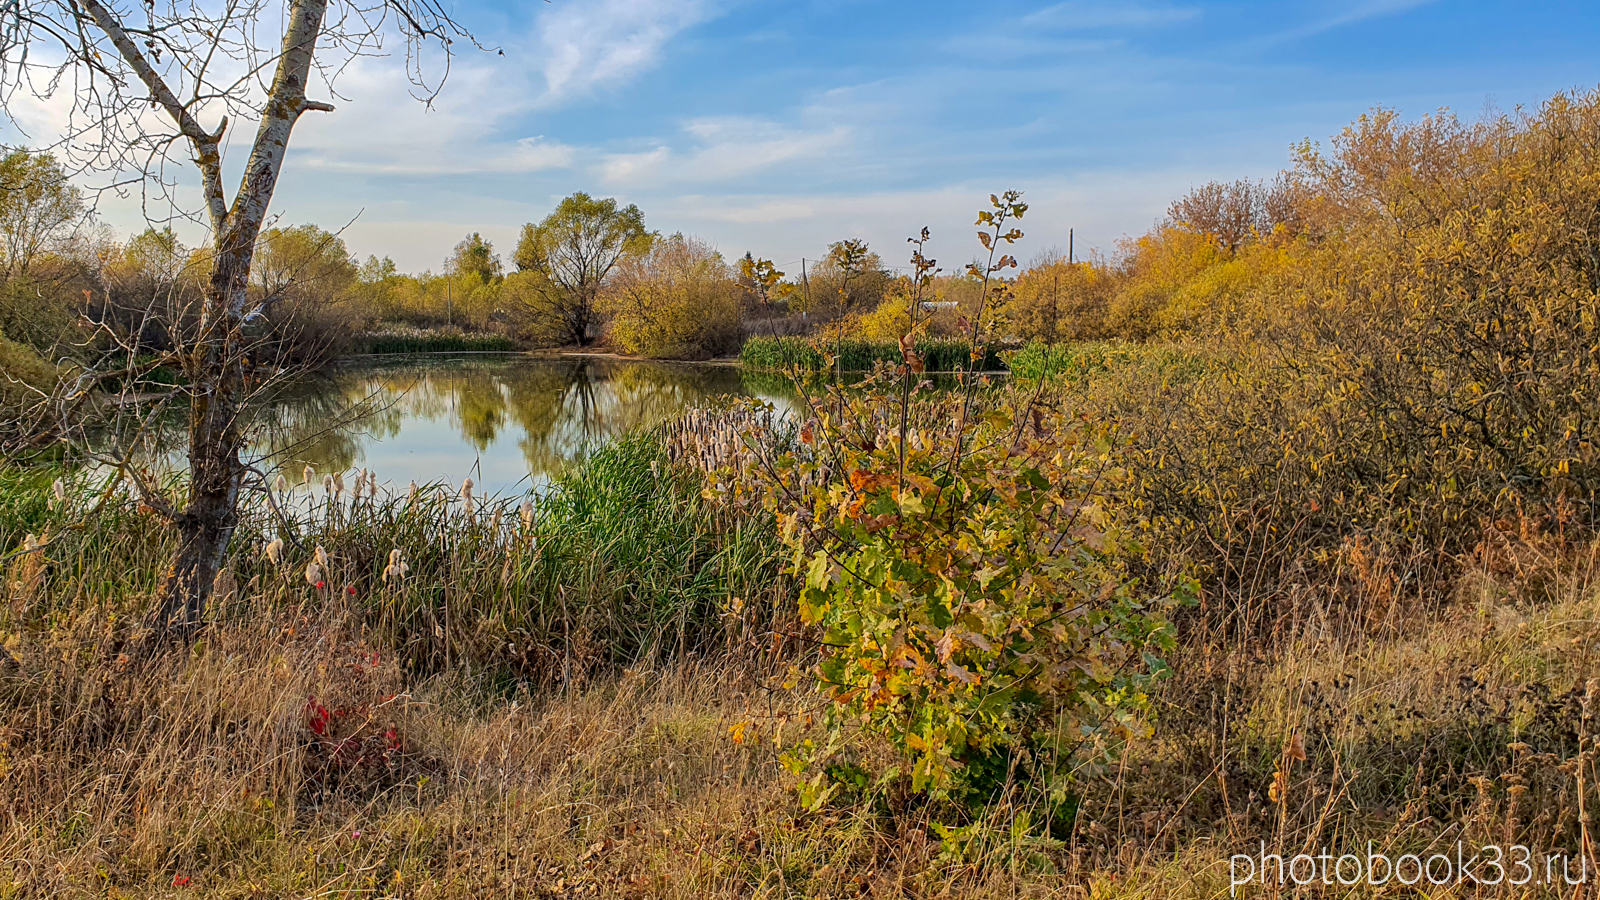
xmin=4 ymin=87 xmax=1600 ymax=377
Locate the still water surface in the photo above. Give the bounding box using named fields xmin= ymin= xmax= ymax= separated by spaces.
xmin=248 ymin=354 xmax=795 ymax=497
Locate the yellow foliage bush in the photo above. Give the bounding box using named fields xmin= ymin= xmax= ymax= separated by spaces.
xmin=1000 ymin=258 xmax=1115 ymax=342
xmin=600 ymin=233 xmax=742 ymax=360
xmin=1058 ymin=89 xmax=1600 ymax=623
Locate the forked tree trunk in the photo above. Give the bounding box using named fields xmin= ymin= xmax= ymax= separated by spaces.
xmin=130 ymin=0 xmax=333 ymax=634
xmin=154 ymin=245 xmax=251 ymax=631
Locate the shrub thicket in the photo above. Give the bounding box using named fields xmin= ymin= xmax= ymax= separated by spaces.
xmin=600 ymin=233 xmax=743 ymax=360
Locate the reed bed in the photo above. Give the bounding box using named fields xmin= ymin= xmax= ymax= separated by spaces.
xmin=3 ymin=435 xmax=788 ymax=686
xmin=739 ymin=336 xmax=1004 ymax=373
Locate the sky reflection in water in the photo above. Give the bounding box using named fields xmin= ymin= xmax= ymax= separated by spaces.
xmin=249 ymin=355 xmax=795 ymax=498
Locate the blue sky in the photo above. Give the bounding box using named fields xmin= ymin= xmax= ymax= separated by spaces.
xmin=99 ymin=0 xmax=1600 ymax=274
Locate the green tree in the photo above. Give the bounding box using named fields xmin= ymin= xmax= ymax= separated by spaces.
xmin=512 ymin=192 xmax=649 ymax=346
xmin=447 ymin=232 xmax=502 ymax=284
xmin=359 ymin=254 xmax=398 ymax=283
xmin=253 ymin=224 xmax=358 ymax=306
xmin=0 ymin=150 xmax=85 ymax=279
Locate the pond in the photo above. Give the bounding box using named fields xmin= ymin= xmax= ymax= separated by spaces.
xmin=241 ymin=354 xmax=797 ymax=498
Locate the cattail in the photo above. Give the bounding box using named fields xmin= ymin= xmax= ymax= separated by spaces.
xmin=264 ymin=537 xmax=284 ymax=565
xmin=490 ymin=507 xmax=503 ymax=533
xmin=273 ymin=473 xmax=287 ymax=494
xmin=461 ymin=477 xmax=474 ymax=515
xmin=333 ymin=472 xmax=346 ymax=496
xmin=367 ymin=470 xmax=379 ymax=496
xmin=315 ymin=544 xmax=330 ymax=568
xmin=382 ymin=548 xmax=409 ymax=583
xmin=20 ymin=533 xmax=40 ymax=553
xmin=350 ymin=476 xmax=363 ymax=499
xmin=303 ymin=465 xmax=315 ymax=487
xmin=322 ymin=474 xmax=335 ymax=495
xmin=407 ymin=480 xmax=419 ymax=502
xmin=520 ymin=498 xmax=534 ymax=530
xmin=50 ymin=478 xmax=67 ymax=508
xmin=305 ymin=560 xmax=323 ymax=587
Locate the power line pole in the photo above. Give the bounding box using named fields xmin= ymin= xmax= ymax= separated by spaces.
xmin=1068 ymin=228 xmax=1074 ymax=265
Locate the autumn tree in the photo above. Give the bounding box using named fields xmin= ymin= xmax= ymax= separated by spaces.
xmin=794 ymin=238 xmax=888 ymax=322
xmin=601 ymin=233 xmax=742 ymax=359
xmin=0 ymin=149 xmax=92 ymax=359
xmin=1166 ymin=175 xmax=1304 ymax=252
xmin=250 ymin=224 xmax=361 ymax=365
xmin=253 ymin=225 xmax=358 ymax=306
xmin=448 ymin=232 xmax=502 ymax=284
xmin=0 ymin=0 xmax=472 ymax=634
xmin=511 ymin=192 xmax=649 ymax=346
xmin=0 ymin=150 xmax=85 ymax=279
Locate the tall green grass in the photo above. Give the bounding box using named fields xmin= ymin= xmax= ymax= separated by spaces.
xmin=0 ymin=435 xmax=786 ymax=683
xmin=740 ymin=336 xmax=1004 ymax=373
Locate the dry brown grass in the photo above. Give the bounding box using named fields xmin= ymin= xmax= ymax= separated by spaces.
xmin=0 ymin=598 xmax=1091 ymax=899
xmin=1063 ymin=517 xmax=1600 ymax=898
xmin=7 ymin=521 xmax=1600 ymax=898
xmin=4 ymin=468 xmax=1600 ymax=899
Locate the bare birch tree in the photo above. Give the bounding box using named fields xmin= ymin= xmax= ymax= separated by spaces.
xmin=0 ymin=0 xmax=475 ymax=634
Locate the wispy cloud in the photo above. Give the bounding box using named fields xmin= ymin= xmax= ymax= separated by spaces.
xmin=1020 ymin=1 xmax=1200 ymax=30
xmin=289 ymin=58 xmax=576 ymax=176
xmin=536 ymin=0 xmax=717 ymax=105
xmin=1262 ymin=0 xmax=1438 ymax=44
xmin=596 ymin=116 xmax=852 ymax=186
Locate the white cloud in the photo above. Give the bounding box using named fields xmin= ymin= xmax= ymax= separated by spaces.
xmin=288 ymin=57 xmax=575 ymax=176
xmin=1020 ymin=2 xmax=1201 ymax=29
xmin=536 ymin=0 xmax=715 ymax=105
xmin=597 ymin=146 xmax=672 ymax=183
xmin=1262 ymin=0 xmax=1438 ymax=44
xmin=595 ymin=116 xmax=852 ymax=187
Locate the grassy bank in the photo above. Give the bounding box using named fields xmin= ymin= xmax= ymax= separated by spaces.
xmin=1004 ymin=340 xmax=1205 ymax=382
xmin=2 ymin=436 xmax=785 ymax=684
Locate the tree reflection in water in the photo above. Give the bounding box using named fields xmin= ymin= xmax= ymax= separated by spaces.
xmin=253 ymin=355 xmax=793 ymax=495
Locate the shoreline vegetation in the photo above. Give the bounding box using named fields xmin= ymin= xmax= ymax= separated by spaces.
xmin=3 ymin=91 xmax=1600 ymax=898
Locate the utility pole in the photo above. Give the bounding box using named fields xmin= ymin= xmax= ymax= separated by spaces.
xmin=1068 ymin=228 xmax=1074 ymax=265
xmin=1049 ymin=269 xmax=1061 ymax=341
xmin=446 ymin=278 xmax=453 ymax=328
